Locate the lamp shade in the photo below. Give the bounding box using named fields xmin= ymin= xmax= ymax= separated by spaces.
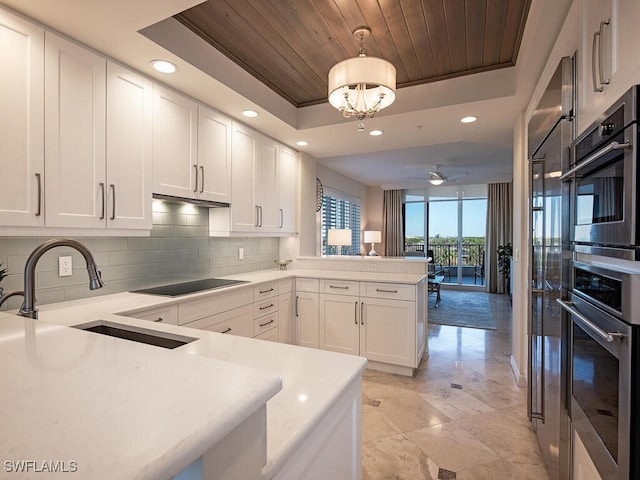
xmin=364 ymin=230 xmax=382 ymax=243
xmin=327 ymin=228 xmax=352 ymax=246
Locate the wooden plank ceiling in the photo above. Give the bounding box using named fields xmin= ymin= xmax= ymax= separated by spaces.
xmin=174 ymin=0 xmax=531 ymax=108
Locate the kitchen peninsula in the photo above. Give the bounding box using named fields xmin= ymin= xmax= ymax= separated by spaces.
xmin=0 ymin=262 xmax=428 ymax=480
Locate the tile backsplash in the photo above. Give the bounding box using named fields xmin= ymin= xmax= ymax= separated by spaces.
xmin=0 ymin=201 xmax=278 ymax=310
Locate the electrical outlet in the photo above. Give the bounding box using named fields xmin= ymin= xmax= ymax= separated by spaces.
xmin=238 ymin=247 xmax=244 ymax=260
xmin=59 ymin=256 xmax=72 ymax=277
xmin=366 ymin=263 xmax=377 ymax=271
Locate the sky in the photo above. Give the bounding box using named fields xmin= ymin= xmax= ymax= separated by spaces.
xmin=406 ymin=199 xmax=487 ymax=238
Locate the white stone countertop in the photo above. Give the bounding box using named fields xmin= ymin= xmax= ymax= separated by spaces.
xmin=0 ymin=313 xmax=282 ymax=480
xmin=1 ymin=267 xmax=377 ymax=479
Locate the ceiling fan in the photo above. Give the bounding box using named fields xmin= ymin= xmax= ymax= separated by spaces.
xmin=405 ymin=165 xmax=467 ymax=186
xmin=428 ymin=166 xmax=447 ymax=185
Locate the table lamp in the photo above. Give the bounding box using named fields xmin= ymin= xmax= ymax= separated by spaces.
xmin=364 ymin=230 xmax=382 ymax=256
xmin=327 ymin=229 xmax=352 ymax=255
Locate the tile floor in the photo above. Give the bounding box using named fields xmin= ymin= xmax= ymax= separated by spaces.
xmin=361 ymin=291 xmax=549 ymax=480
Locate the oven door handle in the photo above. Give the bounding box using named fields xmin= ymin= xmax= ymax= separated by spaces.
xmin=556 ymin=298 xmax=625 ymax=343
xmin=559 ymin=141 xmax=631 ymax=181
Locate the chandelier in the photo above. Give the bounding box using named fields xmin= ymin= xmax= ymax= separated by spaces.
xmin=327 ymin=27 xmax=396 ymax=120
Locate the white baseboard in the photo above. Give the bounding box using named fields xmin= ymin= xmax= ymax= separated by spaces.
xmin=510 ymin=355 xmax=526 ymax=387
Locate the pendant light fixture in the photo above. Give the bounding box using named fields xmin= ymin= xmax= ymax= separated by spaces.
xmin=328 ymin=27 xmax=396 ymax=120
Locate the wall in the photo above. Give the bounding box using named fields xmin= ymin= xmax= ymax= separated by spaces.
xmin=0 ymin=200 xmax=279 ymax=311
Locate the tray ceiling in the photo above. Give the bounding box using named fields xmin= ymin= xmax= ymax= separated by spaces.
xmin=174 ymin=0 xmax=532 ymax=108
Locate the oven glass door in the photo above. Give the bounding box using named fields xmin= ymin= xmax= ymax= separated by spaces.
xmin=575 ymin=160 xmax=624 ymax=226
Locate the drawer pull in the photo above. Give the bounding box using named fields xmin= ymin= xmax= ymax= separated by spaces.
xmin=221 ymin=328 xmax=232 ymax=334
xmin=259 ymin=319 xmax=274 ymax=327
xmin=376 ymin=288 xmax=398 ymax=293
xmin=259 ymin=303 xmax=275 ymax=310
xmin=260 ymin=288 xmax=274 ymax=294
xmin=354 ymin=301 xmax=358 ymax=324
xmin=329 ymin=285 xmax=349 ymax=290
xmin=153 ymin=317 xmax=163 ymax=322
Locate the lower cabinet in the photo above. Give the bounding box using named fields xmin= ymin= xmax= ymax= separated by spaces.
xmin=278 ymin=278 xmax=294 ymax=344
xmin=295 ymin=291 xmax=319 ymax=349
xmin=319 ymin=294 xmax=359 ymax=355
xmin=573 ymin=429 xmax=603 ymax=480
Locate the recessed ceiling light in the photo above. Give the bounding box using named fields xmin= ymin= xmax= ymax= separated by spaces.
xmin=151 ymin=60 xmax=177 ymax=74
xmin=242 ymin=110 xmax=258 ymax=118
xmin=369 ymin=130 xmax=383 ymax=136
xmin=460 ymin=116 xmax=477 ymax=123
xmin=296 ymin=141 xmax=309 ymax=146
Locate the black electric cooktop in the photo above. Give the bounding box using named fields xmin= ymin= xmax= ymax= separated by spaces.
xmin=130 ymin=278 xmax=249 ymax=297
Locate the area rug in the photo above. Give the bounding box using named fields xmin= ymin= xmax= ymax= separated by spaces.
xmin=428 ymin=290 xmax=497 ymax=330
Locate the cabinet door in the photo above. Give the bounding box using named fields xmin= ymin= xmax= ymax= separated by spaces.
xmin=577 ymin=0 xmax=611 ymax=132
xmin=45 ymin=32 xmax=106 ymax=228
xmin=295 ymin=292 xmax=319 ymax=349
xmin=278 ymin=292 xmax=294 ymax=344
xmin=106 ymin=62 xmax=152 ymax=229
xmin=319 ymin=294 xmax=359 ymax=356
xmin=0 ymin=10 xmax=44 ymax=226
xmin=152 ymin=84 xmax=197 ymax=199
xmin=360 ymin=297 xmax=416 ymax=367
xmin=230 ymin=123 xmax=258 ymax=231
xmin=255 ymin=134 xmax=279 ymax=231
xmin=278 ymin=145 xmax=298 ymax=233
xmin=197 ymin=105 xmax=231 ymax=203
xmin=573 ymin=430 xmax=603 ymax=480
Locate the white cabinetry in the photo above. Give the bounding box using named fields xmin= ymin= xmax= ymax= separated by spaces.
xmin=277 ymin=145 xmax=298 ymax=233
xmin=197 ymin=105 xmax=232 ymax=204
xmin=319 ymin=293 xmax=360 ymax=356
xmin=106 ymin=62 xmax=152 ymax=229
xmin=0 ymin=9 xmax=44 ymax=227
xmin=124 ymin=304 xmax=178 ymax=325
xmin=295 ymin=278 xmax=320 ymax=349
xmin=44 ymin=32 xmax=106 ymax=228
xmin=278 ymin=278 xmax=294 ymax=344
xmin=152 ymin=84 xmax=198 ymax=199
xmin=209 ymin=122 xmax=299 ymax=236
xmin=577 ymin=0 xmax=640 ymax=134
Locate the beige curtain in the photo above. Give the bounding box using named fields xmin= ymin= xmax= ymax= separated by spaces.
xmin=383 ymin=190 xmax=404 ymax=256
xmin=486 ymin=182 xmax=513 ymax=293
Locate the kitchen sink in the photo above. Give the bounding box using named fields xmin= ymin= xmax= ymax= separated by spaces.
xmin=74 ymin=320 xmax=197 ymax=349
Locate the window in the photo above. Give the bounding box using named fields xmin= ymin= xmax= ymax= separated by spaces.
xmin=321 ymin=189 xmax=361 ymax=255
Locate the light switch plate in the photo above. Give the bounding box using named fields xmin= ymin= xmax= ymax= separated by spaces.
xmin=238 ymin=247 xmax=244 ymax=260
xmin=59 ymin=256 xmax=72 ymax=277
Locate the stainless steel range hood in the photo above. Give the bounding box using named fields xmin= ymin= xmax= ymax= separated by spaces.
xmin=152 ymin=193 xmax=230 ymax=208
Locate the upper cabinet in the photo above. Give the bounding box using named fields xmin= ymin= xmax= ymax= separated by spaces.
xmin=210 ymin=122 xmax=299 ymax=236
xmin=577 ymin=0 xmax=640 ymax=134
xmin=106 ymin=62 xmax=153 ymax=230
xmin=152 ymin=85 xmax=232 ymax=205
xmin=44 ymin=32 xmax=106 ymax=229
xmin=0 ymin=10 xmax=44 ymax=227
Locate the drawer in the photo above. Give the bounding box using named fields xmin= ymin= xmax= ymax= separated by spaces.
xmin=278 ymin=278 xmax=293 ymax=294
xmin=126 ymin=304 xmax=178 ymax=325
xmin=253 ymin=326 xmax=279 ymax=342
xmin=178 ymin=287 xmax=253 ymax=325
xmin=254 ymin=281 xmax=279 ymax=301
xmin=320 ymin=279 xmax=359 ymax=296
xmin=254 ymin=298 xmax=278 ymax=318
xmin=253 ymin=312 xmax=278 ymax=337
xmin=295 ymin=277 xmax=319 ymax=292
xmin=184 ymin=304 xmax=253 ymax=337
xmin=360 ymin=282 xmax=416 ymax=301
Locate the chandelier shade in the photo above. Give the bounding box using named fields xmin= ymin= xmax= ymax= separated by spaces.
xmin=327 ymin=27 xmax=396 ymax=120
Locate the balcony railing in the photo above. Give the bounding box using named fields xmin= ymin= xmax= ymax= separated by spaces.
xmin=404 ymin=243 xmax=485 ymax=267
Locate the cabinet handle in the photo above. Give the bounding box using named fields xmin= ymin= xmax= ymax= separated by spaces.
xmin=259 ymin=205 xmax=263 ymax=227
xmin=255 ymin=205 xmax=260 ymax=227
xmin=154 ymin=317 xmax=163 ymax=322
xmin=200 ymin=166 xmax=204 ymax=193
xmin=259 ymin=319 xmax=274 ymax=327
xmin=193 ymin=164 xmax=198 ymax=193
xmin=360 ymin=302 xmax=364 ymax=325
xmin=260 ymin=288 xmax=274 ymax=294
xmin=221 ymin=327 xmax=232 ymax=334
xmin=598 ymin=19 xmax=610 ymax=86
xmin=295 ymin=296 xmax=299 ymax=317
xmin=354 ymin=301 xmax=358 ymax=325
xmin=99 ymin=182 xmax=105 ymax=219
xmin=592 ymin=26 xmax=604 ymax=92
xmin=35 ymin=173 xmax=42 ymax=217
xmin=110 ymin=184 xmax=116 ymax=220
xmin=376 ymin=288 xmax=398 ymax=293
xmin=329 ymin=285 xmax=349 ymax=290
xmin=280 ymin=208 xmax=284 ymax=228
xmin=259 ymin=303 xmax=274 ymax=310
